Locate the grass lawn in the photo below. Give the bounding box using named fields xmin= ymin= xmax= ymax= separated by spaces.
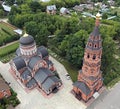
xmin=0 ymin=42 xmax=19 ymax=57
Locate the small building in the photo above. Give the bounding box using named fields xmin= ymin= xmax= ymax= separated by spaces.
xmin=73 ymin=5 xmax=84 ymax=12
xmin=86 ymin=4 xmax=94 ymax=10
xmin=14 ymin=29 xmax=23 ymax=35
xmin=60 ymin=7 xmax=70 ymax=15
xmin=10 ymin=33 xmax=62 ymax=95
xmin=46 ymin=5 xmax=56 ymax=15
xmin=0 ymin=77 xmax=11 ymax=99
xmin=2 ymin=2 xmax=11 ymax=12
xmin=107 ymin=0 xmax=115 ymax=6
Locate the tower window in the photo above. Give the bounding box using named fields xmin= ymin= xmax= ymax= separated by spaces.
xmin=93 ymin=55 xmax=96 ymax=60
xmin=95 ymin=45 xmax=97 ymax=48
xmin=87 ymin=54 xmax=90 ymax=58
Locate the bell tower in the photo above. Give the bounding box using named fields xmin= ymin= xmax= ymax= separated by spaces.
xmin=73 ymin=13 xmax=103 ymax=102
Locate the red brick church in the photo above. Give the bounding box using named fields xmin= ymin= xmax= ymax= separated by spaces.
xmin=73 ymin=13 xmax=103 ymax=102
xmin=9 ymin=33 xmax=62 ymax=95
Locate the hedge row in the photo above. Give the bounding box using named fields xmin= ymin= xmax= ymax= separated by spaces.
xmin=0 ymin=34 xmax=20 ymax=46
xmin=0 ymin=42 xmax=19 ymax=57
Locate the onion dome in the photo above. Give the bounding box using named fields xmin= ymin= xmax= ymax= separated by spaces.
xmin=19 ymin=33 xmax=34 ymax=45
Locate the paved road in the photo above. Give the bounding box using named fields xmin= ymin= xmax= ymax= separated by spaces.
xmin=0 ymin=56 xmax=86 ymax=109
xmin=0 ymin=18 xmax=8 ymax=22
xmin=87 ymin=83 xmax=120 ymax=109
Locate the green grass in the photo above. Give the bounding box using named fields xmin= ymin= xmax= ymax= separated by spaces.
xmin=107 ymin=76 xmax=120 ymax=88
xmin=0 ymin=42 xmax=19 ymax=57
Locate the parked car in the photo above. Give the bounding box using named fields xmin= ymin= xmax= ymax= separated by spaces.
xmin=65 ymin=73 xmax=71 ymax=80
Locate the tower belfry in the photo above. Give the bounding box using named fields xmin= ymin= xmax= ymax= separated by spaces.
xmin=73 ymin=13 xmax=103 ymax=102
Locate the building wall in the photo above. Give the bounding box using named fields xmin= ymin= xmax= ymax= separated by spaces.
xmin=46 ymin=10 xmax=56 ymax=15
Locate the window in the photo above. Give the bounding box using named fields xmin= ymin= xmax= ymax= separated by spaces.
xmin=93 ymin=55 xmax=96 ymax=60
xmin=87 ymin=54 xmax=90 ymax=58
xmin=95 ymin=44 xmax=97 ymax=48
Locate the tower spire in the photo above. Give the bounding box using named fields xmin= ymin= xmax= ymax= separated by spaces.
xmin=95 ymin=12 xmax=101 ymax=27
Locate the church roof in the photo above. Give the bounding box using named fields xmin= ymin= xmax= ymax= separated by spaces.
xmin=90 ymin=26 xmax=100 ymax=37
xmin=37 ymin=46 xmax=48 ymax=58
xmin=42 ymin=76 xmax=61 ymax=91
xmin=28 ymin=56 xmax=42 ymax=69
xmin=21 ymin=69 xmax=31 ymax=80
xmin=34 ymin=68 xmax=54 ymax=84
xmin=26 ymin=78 xmax=37 ymax=88
xmin=47 ymin=5 xmax=56 ymax=11
xmin=73 ymin=81 xmax=91 ymax=95
xmin=13 ymin=56 xmax=26 ymax=70
xmin=34 ymin=68 xmax=61 ymax=92
xmin=19 ymin=33 xmax=34 ymax=45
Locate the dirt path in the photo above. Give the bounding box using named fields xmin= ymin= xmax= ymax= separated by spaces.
xmin=0 ymin=40 xmax=19 ymax=49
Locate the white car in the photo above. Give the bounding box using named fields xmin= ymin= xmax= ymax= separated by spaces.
xmin=65 ymin=74 xmax=71 ymax=80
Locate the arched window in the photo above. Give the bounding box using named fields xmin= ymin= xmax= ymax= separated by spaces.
xmin=87 ymin=54 xmax=90 ymax=58
xmin=93 ymin=54 xmax=96 ymax=60
xmin=95 ymin=44 xmax=97 ymax=48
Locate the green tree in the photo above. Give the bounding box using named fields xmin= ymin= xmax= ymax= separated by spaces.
xmin=102 ymin=13 xmax=108 ymax=19
xmin=9 ymin=6 xmax=21 ymax=15
xmin=25 ymin=21 xmax=39 ymax=37
xmin=6 ymin=0 xmax=15 ymax=5
xmin=29 ymin=1 xmax=40 ymax=12
xmin=0 ymin=9 xmax=4 ymax=17
xmin=36 ymin=25 xmax=50 ymax=46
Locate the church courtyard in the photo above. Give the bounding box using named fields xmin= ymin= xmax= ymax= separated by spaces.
xmin=0 ymin=57 xmax=86 ymax=109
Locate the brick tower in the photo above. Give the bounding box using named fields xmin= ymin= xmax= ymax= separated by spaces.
xmin=73 ymin=13 xmax=103 ymax=102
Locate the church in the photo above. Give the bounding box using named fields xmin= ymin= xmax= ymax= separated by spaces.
xmin=9 ymin=33 xmax=62 ymax=95
xmin=73 ymin=13 xmax=103 ymax=102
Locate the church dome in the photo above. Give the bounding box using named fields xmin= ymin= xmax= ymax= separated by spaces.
xmin=19 ymin=33 xmax=34 ymax=45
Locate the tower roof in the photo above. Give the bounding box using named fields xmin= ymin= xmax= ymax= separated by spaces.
xmin=86 ymin=13 xmax=102 ymax=50
xmin=19 ymin=33 xmax=34 ymax=45
xmin=90 ymin=26 xmax=100 ymax=37
xmin=73 ymin=81 xmax=91 ymax=95
xmin=90 ymin=12 xmax=101 ymax=37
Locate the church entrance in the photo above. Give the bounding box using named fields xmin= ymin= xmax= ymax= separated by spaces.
xmin=52 ymin=86 xmax=58 ymax=93
xmin=75 ymin=91 xmax=82 ymax=100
